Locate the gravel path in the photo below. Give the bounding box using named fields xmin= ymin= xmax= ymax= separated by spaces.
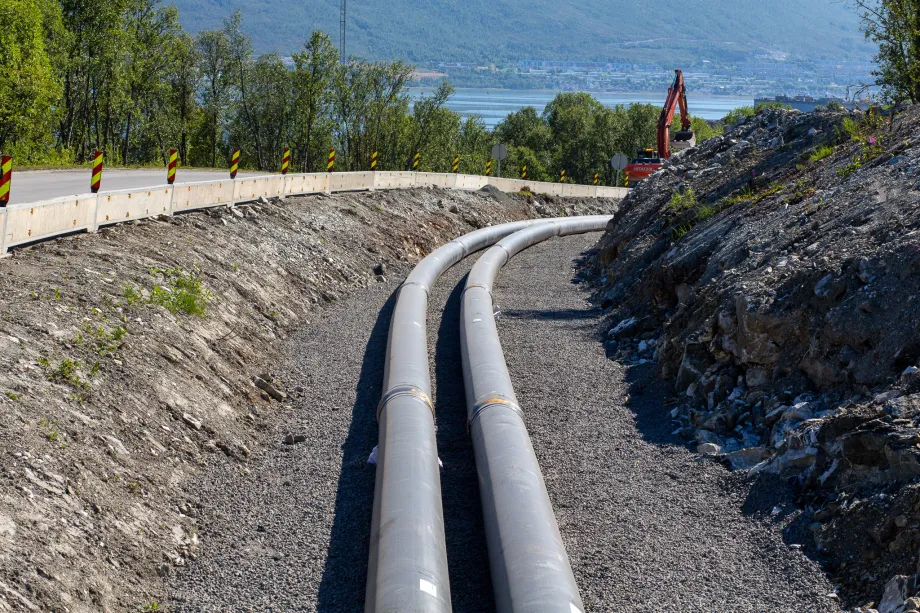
xmin=169 ymin=233 xmax=837 ymax=612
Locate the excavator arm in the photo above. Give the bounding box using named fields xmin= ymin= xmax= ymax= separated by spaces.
xmin=624 ymin=68 xmax=695 ymax=182
xmin=656 ymin=69 xmax=694 ymax=159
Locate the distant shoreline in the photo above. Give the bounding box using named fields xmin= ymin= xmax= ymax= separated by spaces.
xmin=409 ymin=86 xmax=754 ymax=100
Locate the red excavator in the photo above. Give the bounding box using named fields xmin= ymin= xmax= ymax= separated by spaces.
xmin=624 ymin=69 xmax=696 ymax=182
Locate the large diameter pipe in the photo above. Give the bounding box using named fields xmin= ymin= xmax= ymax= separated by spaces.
xmin=366 ymin=217 xmax=580 ymax=613
xmin=460 ymin=216 xmax=612 ymax=613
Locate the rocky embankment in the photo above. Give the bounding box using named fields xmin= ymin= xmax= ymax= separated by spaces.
xmin=583 ymin=104 xmax=920 ymax=610
xmin=0 ymin=186 xmax=613 ymax=613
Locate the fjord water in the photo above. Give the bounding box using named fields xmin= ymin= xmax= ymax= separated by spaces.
xmin=411 ymin=87 xmax=752 ymax=127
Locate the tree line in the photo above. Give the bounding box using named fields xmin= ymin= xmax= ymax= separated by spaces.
xmin=1 ymin=0 xmax=723 ymax=185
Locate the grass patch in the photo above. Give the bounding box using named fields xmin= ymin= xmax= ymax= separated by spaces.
xmin=4 ymin=391 xmax=21 ymax=402
xmin=665 ymin=181 xmax=784 ymax=242
xmin=665 ymin=188 xmax=697 ymax=214
xmin=808 ymin=145 xmax=836 ymax=163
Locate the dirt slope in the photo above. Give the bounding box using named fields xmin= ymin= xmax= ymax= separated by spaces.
xmin=584 ymin=103 xmax=920 ymax=609
xmin=0 ymin=186 xmax=614 ymax=613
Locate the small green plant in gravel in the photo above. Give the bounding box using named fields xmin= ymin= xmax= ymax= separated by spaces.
xmin=77 ymin=322 xmax=127 ymax=356
xmin=788 ymin=180 xmax=817 ymax=204
xmin=38 ymin=417 xmax=59 ymax=442
xmin=150 ymin=269 xmax=210 ymax=316
xmin=123 ymin=284 xmax=142 ymax=306
xmin=41 ymin=357 xmax=90 ymax=396
xmin=837 ymin=140 xmax=884 ymax=179
xmin=4 ymin=391 xmax=21 ymax=402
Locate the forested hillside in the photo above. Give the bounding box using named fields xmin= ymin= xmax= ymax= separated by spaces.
xmin=171 ymin=0 xmax=870 ymax=63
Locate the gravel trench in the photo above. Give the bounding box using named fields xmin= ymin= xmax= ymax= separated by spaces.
xmin=170 ymin=233 xmax=837 ymax=612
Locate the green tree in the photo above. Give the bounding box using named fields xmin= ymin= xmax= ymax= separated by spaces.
xmin=408 ymin=82 xmax=454 ymax=170
xmin=494 ymin=106 xmax=552 ymax=153
xmin=854 ymin=0 xmax=920 ymax=103
xmin=121 ymin=0 xmax=186 ymax=165
xmin=195 ymin=26 xmax=232 ymax=167
xmin=543 ymin=92 xmax=605 ymax=184
xmin=171 ymin=32 xmax=198 ymax=164
xmin=291 ymin=31 xmax=338 ymax=172
xmin=224 ymin=11 xmax=267 ymax=169
xmin=228 ymin=53 xmax=291 ymax=172
xmin=0 ymin=0 xmax=62 ymax=158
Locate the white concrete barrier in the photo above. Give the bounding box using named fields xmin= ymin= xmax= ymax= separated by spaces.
xmin=455 ymin=174 xmax=489 ymax=190
xmin=177 ymin=180 xmax=234 ymax=211
xmin=0 ymin=170 xmax=625 ymax=255
xmin=416 ymin=173 xmax=456 ymax=189
xmin=2 ymin=194 xmax=95 ymax=250
xmin=373 ymin=171 xmax=416 ymax=189
xmin=329 ymin=172 xmax=375 ymax=192
xmin=96 ymin=187 xmax=172 ymax=226
xmin=283 ymin=173 xmax=329 ymax=196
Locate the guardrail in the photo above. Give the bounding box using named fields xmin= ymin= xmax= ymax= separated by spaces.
xmin=0 ymin=171 xmax=627 ymax=255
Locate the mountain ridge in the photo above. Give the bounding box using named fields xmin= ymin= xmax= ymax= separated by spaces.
xmin=170 ymin=0 xmax=873 ymax=64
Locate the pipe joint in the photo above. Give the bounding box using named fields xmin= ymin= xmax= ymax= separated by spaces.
xmin=376 ymin=384 xmax=434 ymax=421
xmin=468 ymin=395 xmax=523 ymax=431
xmin=462 ymin=282 xmax=492 ymax=298
xmin=399 ymin=280 xmax=430 ymax=295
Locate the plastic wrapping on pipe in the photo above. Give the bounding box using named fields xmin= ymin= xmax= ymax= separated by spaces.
xmin=459 ymin=216 xmax=612 ymax=613
xmin=366 ymin=216 xmax=582 ymax=613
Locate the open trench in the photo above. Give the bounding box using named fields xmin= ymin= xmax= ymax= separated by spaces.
xmin=168 ymin=232 xmax=837 ymax=612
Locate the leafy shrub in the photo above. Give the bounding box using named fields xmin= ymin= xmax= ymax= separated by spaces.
xmin=150 ymin=270 xmax=210 ymax=316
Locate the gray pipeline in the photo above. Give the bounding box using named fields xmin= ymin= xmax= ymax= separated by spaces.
xmin=459 ymin=216 xmax=612 ymax=613
xmin=365 ymin=216 xmax=584 ymax=613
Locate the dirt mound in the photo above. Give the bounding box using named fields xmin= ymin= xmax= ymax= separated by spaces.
xmin=0 ymin=187 xmax=616 ymax=613
xmin=584 ymin=104 xmax=920 ymax=609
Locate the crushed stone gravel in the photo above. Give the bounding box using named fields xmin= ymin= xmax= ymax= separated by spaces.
xmin=169 ymin=233 xmax=838 ymax=612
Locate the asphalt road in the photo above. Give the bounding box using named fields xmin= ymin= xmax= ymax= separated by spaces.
xmin=6 ymin=169 xmax=259 ymax=205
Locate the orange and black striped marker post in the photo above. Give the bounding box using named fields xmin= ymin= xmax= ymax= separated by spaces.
xmin=521 ymin=165 xmax=527 ymax=180
xmin=327 ymin=149 xmax=335 ymax=172
xmin=559 ymin=169 xmax=566 ymax=183
xmin=370 ymin=150 xmax=378 ymax=171
xmin=412 ymin=151 xmax=420 ymax=171
xmin=230 ymin=148 xmax=240 ymax=179
xmin=593 ymin=172 xmax=599 ymax=185
xmin=282 ymin=148 xmax=291 ymax=175
xmin=91 ymin=151 xmax=103 ymax=193
xmin=485 ymin=159 xmax=492 ymax=176
xmin=167 ymin=150 xmax=178 ymax=185
xmin=0 ymin=155 xmax=11 ymax=207
xmin=624 ymin=170 xmax=630 ymax=187
xmin=452 ymin=155 xmax=460 ymax=174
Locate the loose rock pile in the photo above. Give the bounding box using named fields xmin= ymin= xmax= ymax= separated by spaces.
xmin=585 ymin=103 xmax=920 ymax=608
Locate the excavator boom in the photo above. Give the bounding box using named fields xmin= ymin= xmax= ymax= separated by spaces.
xmin=657 ymin=69 xmax=694 ymax=160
